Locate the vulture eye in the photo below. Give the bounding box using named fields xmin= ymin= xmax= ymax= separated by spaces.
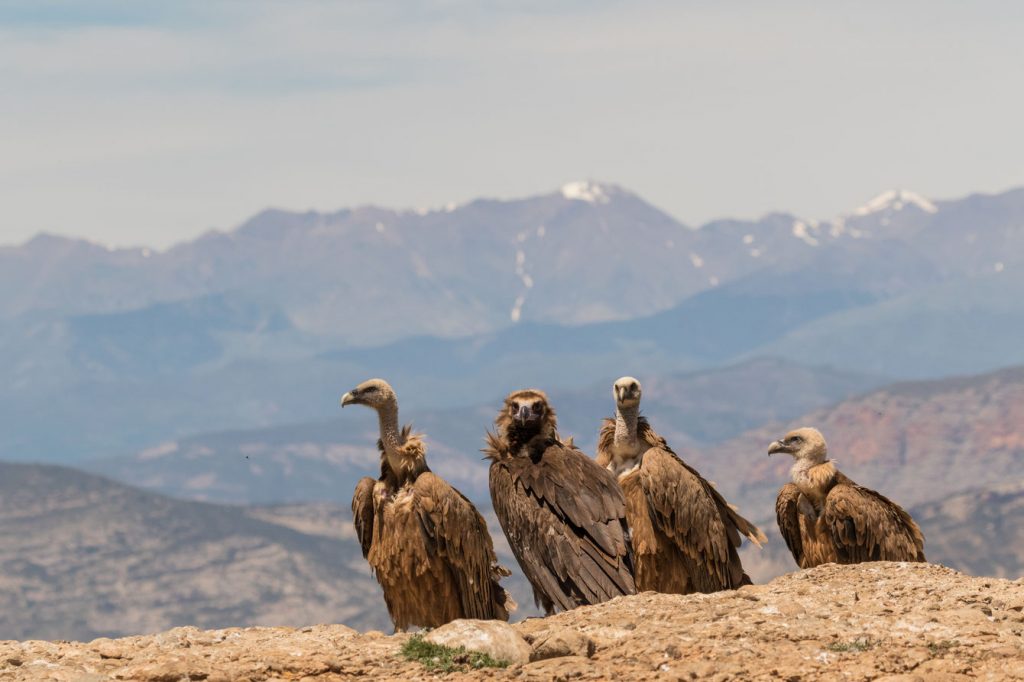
xmin=532 ymin=403 xmax=543 ymax=414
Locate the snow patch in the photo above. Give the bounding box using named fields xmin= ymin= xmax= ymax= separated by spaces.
xmin=853 ymin=189 xmax=937 ymax=216
xmin=689 ymin=253 xmax=704 ymax=268
xmin=743 ymin=234 xmax=755 ymax=245
xmin=536 ymin=225 xmax=546 ymax=238
xmin=792 ymin=220 xmax=820 ymax=247
xmin=510 ymin=295 xmax=526 ymax=322
xmin=561 ymin=181 xmax=611 ymax=204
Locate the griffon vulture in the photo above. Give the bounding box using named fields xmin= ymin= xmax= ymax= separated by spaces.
xmin=770 ymin=427 xmax=926 ymax=568
xmin=596 ymin=377 xmax=766 ymax=593
xmin=485 ymin=389 xmax=636 ymax=614
xmin=342 ymin=378 xmax=512 ymax=631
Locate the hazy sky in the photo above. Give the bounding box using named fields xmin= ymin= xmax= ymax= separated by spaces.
xmin=3 ymin=1 xmax=1024 ymax=248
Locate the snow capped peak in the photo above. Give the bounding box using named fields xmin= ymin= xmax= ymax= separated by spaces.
xmin=852 ymin=189 xmax=937 ymax=216
xmin=791 ymin=220 xmax=820 ymax=246
xmin=561 ymin=181 xmax=611 ymax=204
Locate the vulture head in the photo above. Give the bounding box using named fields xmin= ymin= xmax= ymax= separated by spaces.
xmin=340 ymin=378 xmax=397 ymax=411
xmin=613 ymin=376 xmax=642 ymax=409
xmin=497 ymin=389 xmax=557 ymax=439
xmin=768 ymin=427 xmax=828 ymax=463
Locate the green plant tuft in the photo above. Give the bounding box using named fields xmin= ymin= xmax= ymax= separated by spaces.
xmin=400 ymin=633 xmax=509 ymax=673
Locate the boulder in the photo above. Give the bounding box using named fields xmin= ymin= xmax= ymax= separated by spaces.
xmin=423 ymin=619 xmax=531 ymax=665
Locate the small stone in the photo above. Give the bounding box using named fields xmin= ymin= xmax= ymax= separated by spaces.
xmin=90 ymin=638 xmax=127 ymax=660
xmin=424 ymin=619 xmax=531 ymax=666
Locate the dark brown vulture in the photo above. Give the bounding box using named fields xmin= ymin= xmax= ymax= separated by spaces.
xmin=341 ymin=378 xmax=512 ymax=631
xmin=485 ymin=389 xmax=636 ymax=614
xmin=595 ymin=377 xmax=766 ymax=593
xmin=770 ymin=427 xmax=926 ymax=568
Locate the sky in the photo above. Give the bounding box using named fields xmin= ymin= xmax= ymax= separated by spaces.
xmin=2 ymin=0 xmax=1024 ymax=249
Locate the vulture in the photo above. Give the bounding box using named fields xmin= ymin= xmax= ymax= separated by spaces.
xmin=770 ymin=427 xmax=926 ymax=568
xmin=485 ymin=389 xmax=636 ymax=614
xmin=341 ymin=378 xmax=512 ymax=631
xmin=596 ymin=377 xmax=766 ymax=593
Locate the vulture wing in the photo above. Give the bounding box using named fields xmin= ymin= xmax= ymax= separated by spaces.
xmin=775 ymin=483 xmax=805 ymax=567
xmin=490 ymin=441 xmax=635 ymax=614
xmin=639 ymin=446 xmax=761 ymax=590
xmin=351 ymin=476 xmax=377 ymax=560
xmin=823 ymin=475 xmax=926 ymax=563
xmin=413 ymin=472 xmax=512 ymax=621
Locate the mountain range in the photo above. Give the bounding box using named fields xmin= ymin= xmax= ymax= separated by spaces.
xmin=5 ymin=182 xmax=1024 ymax=462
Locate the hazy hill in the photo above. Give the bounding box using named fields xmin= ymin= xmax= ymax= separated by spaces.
xmin=85 ymin=358 xmax=884 ymax=506
xmin=0 ymin=462 xmax=390 ymax=641
xmin=692 ymin=365 xmax=1024 ymax=518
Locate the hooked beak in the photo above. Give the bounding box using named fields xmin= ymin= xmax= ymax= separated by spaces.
xmin=340 ymin=392 xmax=356 ymax=408
xmin=514 ymin=405 xmax=531 ymax=423
xmin=768 ymin=440 xmax=788 ymax=456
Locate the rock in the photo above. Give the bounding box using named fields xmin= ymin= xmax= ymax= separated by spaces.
xmin=89 ymin=637 xmax=128 ymax=659
xmin=423 ymin=619 xmax=531 ymax=665
xmin=529 ymin=627 xmax=595 ymax=661
xmin=0 ymin=564 xmax=1022 ymax=681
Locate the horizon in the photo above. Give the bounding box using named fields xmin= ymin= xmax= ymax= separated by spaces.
xmin=4 ymin=178 xmax=1019 ymax=252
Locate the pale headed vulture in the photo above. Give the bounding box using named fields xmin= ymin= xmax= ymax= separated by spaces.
xmin=770 ymin=427 xmax=926 ymax=568
xmin=596 ymin=377 xmax=766 ymax=593
xmin=342 ymin=378 xmax=512 ymax=631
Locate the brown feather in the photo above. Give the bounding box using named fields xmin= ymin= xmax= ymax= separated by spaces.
xmin=488 ymin=391 xmax=635 ymax=615
xmin=354 ymin=423 xmax=511 ymax=631
xmin=596 ymin=417 xmax=764 ymax=594
xmin=774 ymin=461 xmax=926 ymax=568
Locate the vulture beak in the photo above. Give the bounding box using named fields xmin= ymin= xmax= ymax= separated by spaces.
xmin=768 ymin=440 xmax=787 ymax=456
xmin=515 ymin=404 xmax=532 ymax=423
xmin=340 ymin=392 xmax=356 ymax=408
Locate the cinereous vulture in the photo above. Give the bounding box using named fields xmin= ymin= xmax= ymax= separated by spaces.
xmin=770 ymin=427 xmax=926 ymax=568
xmin=485 ymin=388 xmax=636 ymax=614
xmin=342 ymin=378 xmax=512 ymax=630
xmin=596 ymin=377 xmax=766 ymax=593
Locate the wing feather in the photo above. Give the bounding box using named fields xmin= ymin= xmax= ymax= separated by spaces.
xmin=775 ymin=483 xmax=805 ymax=567
xmin=351 ymin=476 xmax=377 ymax=560
xmin=823 ymin=479 xmax=926 ymax=563
xmin=489 ymin=440 xmax=635 ymax=614
xmin=413 ymin=472 xmax=511 ymax=621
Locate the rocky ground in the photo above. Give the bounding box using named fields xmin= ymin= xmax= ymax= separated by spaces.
xmin=1 ymin=563 xmax=1022 ymax=681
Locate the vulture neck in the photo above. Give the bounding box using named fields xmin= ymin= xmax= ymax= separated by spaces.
xmin=376 ymin=401 xmax=403 ymax=459
xmin=790 ymin=458 xmax=836 ymax=507
xmin=607 ymin=404 xmax=644 ymax=475
xmin=613 ymin=404 xmax=642 ymax=455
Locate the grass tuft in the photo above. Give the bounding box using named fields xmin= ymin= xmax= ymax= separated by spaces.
xmin=400 ymin=633 xmax=509 ymax=673
xmin=826 ymin=637 xmax=876 ymax=653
